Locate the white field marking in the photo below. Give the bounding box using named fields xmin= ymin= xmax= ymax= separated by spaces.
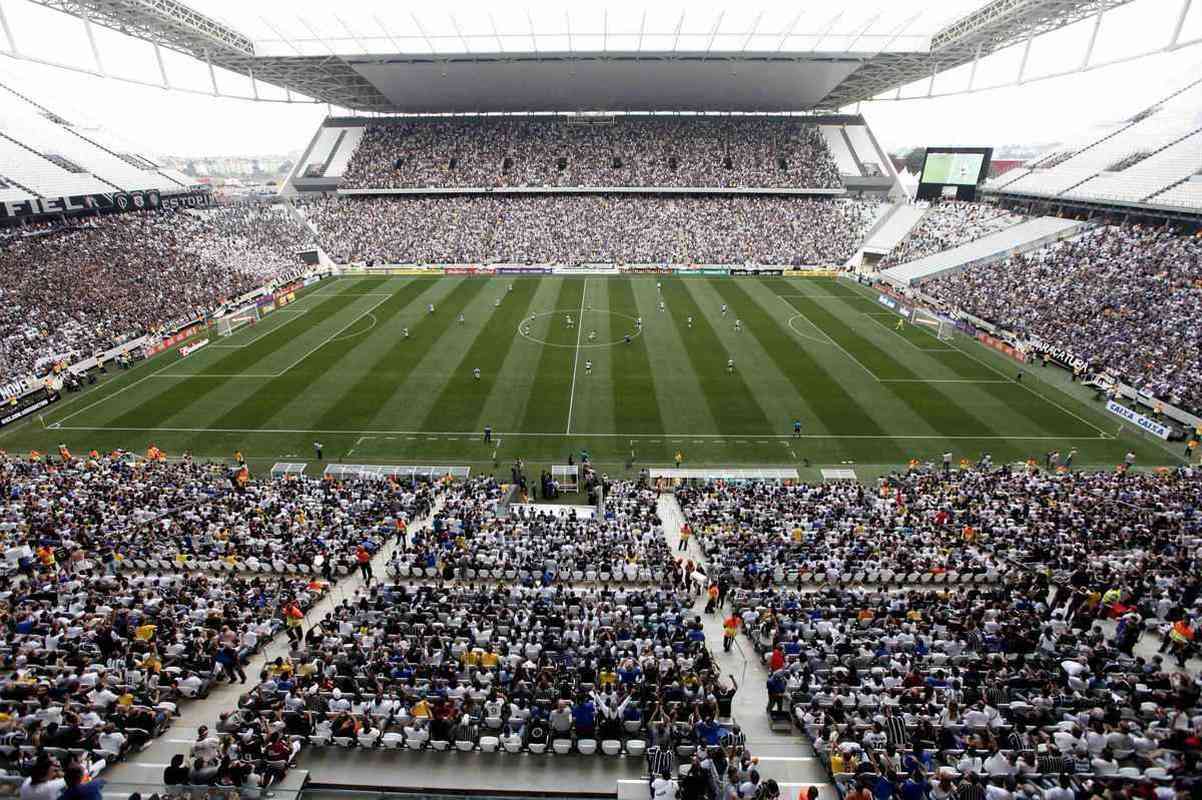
xmin=328 ymin=312 xmax=377 ymax=343
xmin=274 ymin=292 xmax=397 ymax=376
xmin=516 ymin=308 xmax=643 ymax=349
xmin=785 ymin=314 xmax=837 ymax=347
xmin=39 ymin=354 xmax=188 ymax=429
xmin=51 ymin=422 xmax=1110 ymax=442
xmin=775 ymin=294 xmax=878 ymax=381
xmin=564 ymin=279 xmax=589 ymax=435
xmin=844 ymin=281 xmax=1114 ymax=438
xmin=31 ymin=287 xmax=397 ymax=428
xmin=209 ymin=309 xmax=310 ymax=349
xmin=492 ymin=437 xmax=502 ymax=461
xmin=879 ymin=378 xmax=1012 ymax=384
xmin=147 ymin=373 xmax=276 ymax=378
xmin=782 ymin=440 xmax=798 ymax=460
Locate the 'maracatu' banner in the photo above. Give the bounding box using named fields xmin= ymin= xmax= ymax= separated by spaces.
xmin=0 ymin=190 xmax=211 ymax=221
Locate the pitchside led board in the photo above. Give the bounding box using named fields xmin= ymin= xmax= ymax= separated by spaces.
xmin=916 ymin=147 xmax=993 ymax=201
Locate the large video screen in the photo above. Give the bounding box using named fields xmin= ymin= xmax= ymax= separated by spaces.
xmin=920 ymin=149 xmax=991 ymax=186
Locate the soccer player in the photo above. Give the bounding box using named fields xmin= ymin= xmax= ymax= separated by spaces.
xmin=495 ymin=298 xmax=501 ymax=307
xmin=508 ymin=283 xmax=514 ymax=293
xmin=402 ymin=327 xmax=409 ymax=338
xmin=896 ymin=316 xmax=905 ymax=330
xmin=727 ymin=358 xmax=734 ymax=374
xmin=313 ymin=441 xmax=323 ymax=461
xmin=721 ymin=304 xmax=728 ymax=316
xmin=458 ymin=313 xmax=465 ymax=324
xmin=588 ymin=330 xmax=597 ymax=342
xmin=656 ymin=281 xmax=662 ymax=293
xmin=658 ymin=301 xmax=665 ymax=312
xmin=428 ymin=304 xmax=435 ymax=314
xmin=793 ymin=419 xmax=802 ymax=438
xmin=483 ymin=425 xmax=492 ymax=443
xmin=566 ymin=315 xmax=574 ymax=328
xmin=624 ymin=334 xmax=632 ymax=344
xmin=585 ymin=359 xmax=593 ymax=375
xmin=687 ymin=316 xmax=693 ymax=328
xmin=734 ymin=319 xmax=742 ymax=332
xmin=473 ymin=368 xmax=481 ymax=380
xmin=636 ymin=317 xmax=643 ymax=329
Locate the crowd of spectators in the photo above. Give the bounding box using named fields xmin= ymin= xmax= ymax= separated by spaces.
xmin=386 ymin=478 xmax=672 ymax=583
xmin=881 ymin=202 xmax=1027 ymax=267
xmin=923 ymin=225 xmax=1202 ymax=412
xmin=310 ymin=195 xmax=882 ymax=266
xmin=677 ymin=466 xmax=1201 ymax=598
xmin=0 ymin=452 xmax=432 ymax=576
xmin=0 ymin=205 xmax=315 ymax=385
xmin=339 ymin=117 xmax=844 ymax=190
xmin=213 ymin=580 xmax=752 ymax=767
xmin=678 ymin=463 xmax=1200 ymax=800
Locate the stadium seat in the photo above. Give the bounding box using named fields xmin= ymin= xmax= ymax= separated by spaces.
xmin=479 ymin=736 xmax=499 ymax=753
xmin=552 ymin=739 xmax=572 ymax=755
xmin=625 ymin=739 xmax=646 ymax=757
xmin=602 ymin=740 xmax=623 ymax=756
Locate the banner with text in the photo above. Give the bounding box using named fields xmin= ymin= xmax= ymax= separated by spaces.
xmin=1106 ymin=400 xmax=1171 ymax=439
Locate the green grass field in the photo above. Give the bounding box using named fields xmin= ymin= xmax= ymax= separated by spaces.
xmin=0 ymin=275 xmax=1179 ymax=479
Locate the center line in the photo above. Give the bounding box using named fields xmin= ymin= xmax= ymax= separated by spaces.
xmin=564 ymin=279 xmax=588 ymax=435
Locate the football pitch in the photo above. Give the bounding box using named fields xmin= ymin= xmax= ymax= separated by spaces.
xmin=2 ymin=275 xmax=1178 ymax=477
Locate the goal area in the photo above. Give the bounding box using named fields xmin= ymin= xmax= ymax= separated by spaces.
xmin=911 ymin=308 xmax=952 ymax=341
xmin=215 ymin=306 xmax=259 ymax=337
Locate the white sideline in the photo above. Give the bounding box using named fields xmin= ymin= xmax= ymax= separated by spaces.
xmin=50 ymin=424 xmax=1111 ymax=440
xmin=564 ymin=279 xmax=589 ymax=435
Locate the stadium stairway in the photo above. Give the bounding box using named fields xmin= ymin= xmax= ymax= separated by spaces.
xmin=657 ymin=494 xmax=833 ymax=794
xmin=97 ymin=496 xmax=448 ymax=791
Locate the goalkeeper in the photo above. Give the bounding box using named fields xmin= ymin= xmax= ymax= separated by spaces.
xmin=896 ymin=316 xmax=905 ymax=331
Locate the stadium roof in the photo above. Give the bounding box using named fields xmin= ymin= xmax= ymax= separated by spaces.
xmin=25 ymin=0 xmax=1142 ymax=112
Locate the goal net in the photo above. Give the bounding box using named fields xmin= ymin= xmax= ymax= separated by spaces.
xmin=911 ymin=308 xmax=952 ymax=341
xmin=215 ymin=306 xmax=259 ymax=337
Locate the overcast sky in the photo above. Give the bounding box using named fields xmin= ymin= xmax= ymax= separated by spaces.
xmin=0 ymin=0 xmax=1198 ymax=157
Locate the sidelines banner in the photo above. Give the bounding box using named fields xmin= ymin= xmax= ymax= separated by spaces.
xmin=977 ymin=332 xmax=1027 ymax=363
xmin=1027 ymin=340 xmax=1090 ymax=373
xmin=144 ymin=324 xmax=204 ymax=358
xmin=302 ymin=275 xmax=322 ymax=288
xmin=877 ymin=294 xmax=898 ymax=311
xmin=788 ymin=268 xmax=841 ymax=277
xmin=619 ymin=266 xmax=673 ymax=274
xmin=257 ymin=295 xmax=277 ymax=315
xmin=553 ymin=266 xmax=619 ymax=275
xmin=730 ymin=267 xmax=784 ymax=276
xmin=0 ymin=389 xmax=60 ymax=428
xmin=1106 ymin=400 xmax=1171 ymax=439
xmin=495 ymin=266 xmax=553 ymax=275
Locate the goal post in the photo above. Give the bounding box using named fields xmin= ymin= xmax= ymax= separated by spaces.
xmin=215 ymin=306 xmax=259 ymax=337
xmin=911 ymin=308 xmax=952 ymax=341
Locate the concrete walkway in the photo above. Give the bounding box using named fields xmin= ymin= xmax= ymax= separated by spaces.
xmin=103 ymin=499 xmax=445 ymax=792
xmin=656 ymin=493 xmax=831 ymax=794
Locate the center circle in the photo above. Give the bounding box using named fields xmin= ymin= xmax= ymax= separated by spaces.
xmin=516 ymin=309 xmax=644 ymax=348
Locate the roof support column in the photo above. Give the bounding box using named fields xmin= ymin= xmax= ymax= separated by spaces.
xmin=205 ymin=49 xmax=218 ymax=95
xmin=1171 ymin=0 xmax=1192 ymax=48
xmin=0 ymin=1 xmax=17 ymax=54
xmin=83 ymin=16 xmax=104 ymax=75
xmin=153 ymin=42 xmax=170 ymax=88
xmin=967 ymin=43 xmax=982 ymax=90
xmin=1016 ymin=35 xmax=1033 ymax=84
xmin=1082 ymin=10 xmax=1104 ymax=67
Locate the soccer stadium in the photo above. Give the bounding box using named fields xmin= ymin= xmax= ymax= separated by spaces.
xmin=0 ymin=0 xmax=1200 ymax=799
